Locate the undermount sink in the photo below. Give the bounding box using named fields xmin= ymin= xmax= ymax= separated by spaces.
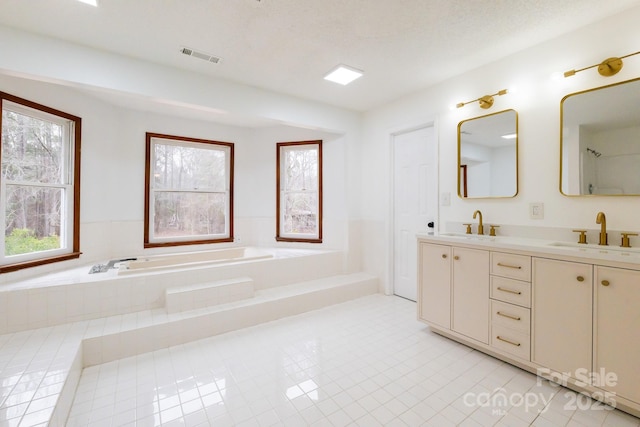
xmin=548 ymin=241 xmax=640 ymax=257
xmin=438 ymin=232 xmax=498 ymax=241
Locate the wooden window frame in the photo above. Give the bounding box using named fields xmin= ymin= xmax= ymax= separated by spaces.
xmin=276 ymin=140 xmax=323 ymax=243
xmin=0 ymin=92 xmax=82 ymax=273
xmin=144 ymin=132 xmax=234 ymax=248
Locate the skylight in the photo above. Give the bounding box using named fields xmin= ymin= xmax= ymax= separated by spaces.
xmin=324 ymin=65 xmax=363 ymax=86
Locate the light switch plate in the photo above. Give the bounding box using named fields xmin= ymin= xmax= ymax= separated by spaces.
xmin=530 ymin=202 xmax=544 ymax=219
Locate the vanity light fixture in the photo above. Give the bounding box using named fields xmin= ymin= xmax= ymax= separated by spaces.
xmin=564 ymin=50 xmax=640 ymax=77
xmin=501 ymin=133 xmax=517 ymax=139
xmin=324 ymin=65 xmax=363 ymax=85
xmin=456 ymin=89 xmax=508 ymax=109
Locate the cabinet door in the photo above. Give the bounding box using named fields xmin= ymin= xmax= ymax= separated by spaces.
xmin=595 ymin=266 xmax=640 ymax=404
xmin=532 ymin=258 xmax=592 ymax=377
xmin=419 ymin=243 xmax=451 ymax=328
xmin=452 ymin=247 xmax=489 ymax=344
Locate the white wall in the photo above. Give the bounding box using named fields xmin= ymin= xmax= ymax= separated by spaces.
xmin=361 ymin=5 xmax=640 ymax=290
xmin=0 ymin=73 xmax=356 ymax=280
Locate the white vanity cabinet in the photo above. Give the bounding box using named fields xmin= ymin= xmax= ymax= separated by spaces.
xmin=451 ymin=247 xmax=489 ymax=344
xmin=417 ymin=234 xmax=640 ymax=417
xmin=418 ymin=243 xmax=451 ymax=328
xmin=489 ymin=252 xmax=531 ymax=360
xmin=594 ymin=266 xmax=640 ymax=405
xmin=418 ymin=242 xmax=489 ymax=344
xmin=532 ymin=258 xmax=593 ymax=379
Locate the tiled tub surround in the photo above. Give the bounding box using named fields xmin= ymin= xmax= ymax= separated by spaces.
xmin=0 ymin=248 xmax=378 ymax=426
xmin=0 ymin=247 xmax=343 ymax=335
xmin=418 ymin=231 xmax=640 ymax=419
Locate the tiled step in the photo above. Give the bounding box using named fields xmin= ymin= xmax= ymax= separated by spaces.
xmin=0 ymin=273 xmax=378 ymax=426
xmin=82 ymin=272 xmax=379 ymax=366
xmin=165 ymin=276 xmax=254 ymax=314
xmin=0 ymin=322 xmax=87 ymax=426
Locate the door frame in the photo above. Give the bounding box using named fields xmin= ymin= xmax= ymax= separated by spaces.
xmin=387 ymin=118 xmax=439 ymax=296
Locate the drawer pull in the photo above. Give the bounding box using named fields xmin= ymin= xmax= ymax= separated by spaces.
xmin=601 ymin=280 xmax=610 ymax=287
xmin=497 ymin=311 xmax=521 ymax=321
xmin=442 ymin=254 xmax=447 ymax=259
xmin=496 ymin=287 xmax=521 ymax=295
xmin=454 ymin=256 xmax=460 ymax=260
xmin=577 ymin=276 xmax=584 ymax=282
xmin=497 ymin=262 xmax=522 ymax=269
xmin=496 ymin=336 xmax=521 ymax=347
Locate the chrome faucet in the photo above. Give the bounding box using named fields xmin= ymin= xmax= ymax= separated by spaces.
xmin=596 ymin=211 xmax=607 ymax=245
xmin=473 ymin=210 xmax=484 ymax=235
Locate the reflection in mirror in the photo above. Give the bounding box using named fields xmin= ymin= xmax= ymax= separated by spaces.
xmin=561 ymin=77 xmax=640 ymax=196
xmin=458 ymin=109 xmax=518 ymax=198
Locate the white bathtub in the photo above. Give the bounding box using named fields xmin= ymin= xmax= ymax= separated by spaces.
xmin=0 ymin=246 xmax=343 ymax=335
xmin=118 ymin=246 xmax=273 ymax=275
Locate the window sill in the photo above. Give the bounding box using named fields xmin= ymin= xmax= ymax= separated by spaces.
xmin=0 ymin=252 xmax=82 ymax=274
xmin=144 ymin=238 xmax=234 ymax=249
xmin=276 ymin=237 xmax=323 ymax=244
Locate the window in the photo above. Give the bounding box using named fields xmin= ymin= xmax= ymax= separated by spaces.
xmin=145 ymin=133 xmax=234 ymax=247
xmin=276 ymin=140 xmax=322 ymax=243
xmin=0 ymin=92 xmax=81 ymax=273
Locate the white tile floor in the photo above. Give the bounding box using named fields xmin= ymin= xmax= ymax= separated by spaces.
xmin=66 ymin=295 xmax=640 ymax=426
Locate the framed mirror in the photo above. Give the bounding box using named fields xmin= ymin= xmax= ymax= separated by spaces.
xmin=561 ymin=77 xmax=640 ymax=196
xmin=458 ymin=109 xmax=518 ymax=198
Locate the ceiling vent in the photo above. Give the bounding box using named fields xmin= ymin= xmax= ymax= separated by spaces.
xmin=180 ymin=47 xmax=221 ymax=64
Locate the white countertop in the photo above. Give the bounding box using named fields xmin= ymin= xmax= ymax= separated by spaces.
xmin=417 ymin=232 xmax=640 ymax=269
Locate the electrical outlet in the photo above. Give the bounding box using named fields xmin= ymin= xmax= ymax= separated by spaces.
xmin=530 ymin=202 xmax=544 ymax=219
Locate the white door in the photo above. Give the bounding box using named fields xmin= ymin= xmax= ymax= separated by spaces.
xmin=393 ymin=126 xmax=437 ymax=301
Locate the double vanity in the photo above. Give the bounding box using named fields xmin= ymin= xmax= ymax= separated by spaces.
xmin=437 ymin=62 xmax=640 ymax=416
xmin=417 ymin=221 xmax=640 ymax=417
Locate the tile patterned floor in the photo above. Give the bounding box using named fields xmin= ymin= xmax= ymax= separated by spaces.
xmin=66 ymin=295 xmax=640 ymax=426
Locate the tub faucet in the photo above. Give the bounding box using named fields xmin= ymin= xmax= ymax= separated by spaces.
xmin=89 ymin=257 xmax=137 ymax=274
xmin=596 ymin=211 xmax=607 ymax=245
xmin=473 ymin=210 xmax=484 ymax=235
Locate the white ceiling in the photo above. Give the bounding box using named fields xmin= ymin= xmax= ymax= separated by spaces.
xmin=1 ymin=0 xmax=640 ymax=113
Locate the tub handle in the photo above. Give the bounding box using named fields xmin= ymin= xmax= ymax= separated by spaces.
xmin=107 ymin=258 xmax=138 ymax=268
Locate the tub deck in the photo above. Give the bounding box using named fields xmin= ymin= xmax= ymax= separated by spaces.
xmin=119 ymin=247 xmax=273 ymax=274
xmin=0 ymin=247 xmax=342 ymax=334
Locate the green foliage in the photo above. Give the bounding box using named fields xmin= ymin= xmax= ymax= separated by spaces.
xmin=5 ymin=228 xmax=59 ymax=256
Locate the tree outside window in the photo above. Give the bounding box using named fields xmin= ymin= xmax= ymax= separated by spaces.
xmin=276 ymin=141 xmax=322 ymax=243
xmin=144 ymin=133 xmax=233 ymax=247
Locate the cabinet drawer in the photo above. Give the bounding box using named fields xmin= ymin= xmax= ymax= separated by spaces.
xmin=491 ymin=324 xmax=530 ymax=360
xmin=491 ymin=300 xmax=530 ymax=334
xmin=491 ymin=276 xmax=531 ymax=308
xmin=491 ymin=252 xmax=531 ymax=281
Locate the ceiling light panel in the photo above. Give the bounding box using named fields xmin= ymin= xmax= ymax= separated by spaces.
xmin=77 ymin=0 xmax=98 ymax=6
xmin=324 ymin=65 xmax=363 ymax=85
